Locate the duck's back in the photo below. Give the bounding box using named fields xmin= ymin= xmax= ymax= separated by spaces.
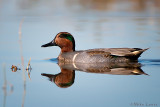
xmin=58 ymin=48 xmax=148 ymax=63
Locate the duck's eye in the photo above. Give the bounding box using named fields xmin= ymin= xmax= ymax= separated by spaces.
xmin=59 ymin=34 xmax=69 ymax=38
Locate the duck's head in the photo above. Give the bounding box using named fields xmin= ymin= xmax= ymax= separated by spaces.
xmin=41 ymin=32 xmax=75 ymax=53
xmin=41 ymin=69 xmax=75 ymax=88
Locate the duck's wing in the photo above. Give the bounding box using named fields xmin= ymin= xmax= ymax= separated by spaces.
xmin=88 ymin=48 xmax=149 ymax=59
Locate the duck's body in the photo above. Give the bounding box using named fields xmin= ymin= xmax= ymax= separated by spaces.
xmin=41 ymin=32 xmax=148 ymax=63
xmin=58 ymin=48 xmax=148 ymax=63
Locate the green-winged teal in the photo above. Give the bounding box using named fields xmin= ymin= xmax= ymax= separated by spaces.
xmin=41 ymin=32 xmax=148 ymax=63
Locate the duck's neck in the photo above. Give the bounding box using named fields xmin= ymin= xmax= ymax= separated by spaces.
xmin=60 ymin=47 xmax=74 ymax=53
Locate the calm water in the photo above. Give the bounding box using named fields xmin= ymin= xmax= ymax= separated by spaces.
xmin=0 ymin=0 xmax=160 ymax=107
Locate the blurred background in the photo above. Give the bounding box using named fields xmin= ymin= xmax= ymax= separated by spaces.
xmin=0 ymin=0 xmax=160 ymax=107
xmin=0 ymin=0 xmax=160 ymax=60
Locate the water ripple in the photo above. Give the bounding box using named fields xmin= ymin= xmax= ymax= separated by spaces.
xmin=139 ymin=59 xmax=160 ymax=66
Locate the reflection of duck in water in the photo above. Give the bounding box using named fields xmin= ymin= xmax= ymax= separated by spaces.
xmin=58 ymin=62 xmax=148 ymax=75
xmin=41 ymin=68 xmax=75 ymax=88
xmin=41 ymin=62 xmax=148 ymax=88
xmin=41 ymin=32 xmax=148 ymax=63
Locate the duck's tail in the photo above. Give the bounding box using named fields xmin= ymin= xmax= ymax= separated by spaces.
xmin=128 ymin=48 xmax=149 ymax=61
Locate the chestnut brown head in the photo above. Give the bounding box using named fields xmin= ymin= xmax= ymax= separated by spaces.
xmin=41 ymin=32 xmax=75 ymax=52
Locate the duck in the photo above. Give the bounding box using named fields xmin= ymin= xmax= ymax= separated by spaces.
xmin=41 ymin=32 xmax=148 ymax=63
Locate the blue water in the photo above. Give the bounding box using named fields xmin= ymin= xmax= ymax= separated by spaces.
xmin=0 ymin=0 xmax=160 ymax=107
